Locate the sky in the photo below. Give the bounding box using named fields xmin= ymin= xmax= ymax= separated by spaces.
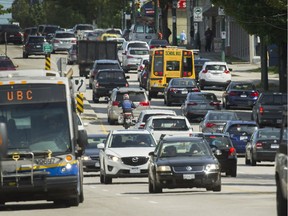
xmin=0 ymin=0 xmax=12 ymax=24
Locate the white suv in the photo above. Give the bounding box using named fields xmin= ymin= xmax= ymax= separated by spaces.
xmin=122 ymin=47 xmax=149 ymax=73
xmin=198 ymin=61 xmax=232 ymax=90
xmin=97 ymin=129 xmax=157 ymax=184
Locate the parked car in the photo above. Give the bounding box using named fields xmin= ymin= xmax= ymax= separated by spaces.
xmin=134 ymin=109 xmax=177 ymax=129
xmin=194 ymin=57 xmax=211 ymax=81
xmin=198 ymin=61 xmax=232 ymax=90
xmin=199 ymin=110 xmax=240 ymax=133
xmin=107 ymin=87 xmax=150 ymax=125
xmin=98 ymin=129 xmax=157 ymax=184
xmin=22 ymin=35 xmax=46 ymax=58
xmin=222 ymin=120 xmax=258 ymax=155
xmin=163 ymin=78 xmax=200 ymax=106
xmin=122 ymin=47 xmax=149 ymax=73
xmin=92 ymin=69 xmax=129 ymax=103
xmin=89 ymin=59 xmax=122 ymax=89
xmin=0 ymin=56 xmax=18 ymax=70
xmin=181 ymin=92 xmax=221 ymax=121
xmin=0 ymin=24 xmax=23 ymax=44
xmin=252 ymin=92 xmax=287 ymax=128
xmin=82 ymin=133 xmax=108 ymax=172
xmin=144 ymin=115 xmax=193 ymax=142
xmin=245 ymin=127 xmax=280 ymax=166
xmin=51 ymin=31 xmax=77 ymax=53
xmin=147 ymin=39 xmax=169 ymax=49
xmin=194 ymin=132 xmax=237 ymax=177
xmin=67 ymin=44 xmax=77 ymax=65
xmin=222 ymin=81 xmax=259 ymax=109
xmin=148 ymin=135 xmax=221 ymax=193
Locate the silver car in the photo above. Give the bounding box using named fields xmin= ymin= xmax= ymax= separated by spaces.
xmin=51 ymin=31 xmax=77 ymax=53
xmin=107 ymin=87 xmax=150 ymax=125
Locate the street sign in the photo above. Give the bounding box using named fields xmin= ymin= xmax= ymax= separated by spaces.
xmin=218 ymin=7 xmax=225 ymax=16
xmin=72 ymin=76 xmax=86 ymax=93
xmin=193 ymin=7 xmax=203 ymax=22
xmin=43 ymin=43 xmax=53 ymax=53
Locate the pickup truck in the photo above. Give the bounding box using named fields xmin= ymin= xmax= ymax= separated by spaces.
xmin=252 ymin=92 xmax=287 ymax=128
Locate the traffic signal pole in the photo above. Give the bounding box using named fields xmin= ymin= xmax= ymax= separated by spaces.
xmin=172 ymin=0 xmax=177 ymax=46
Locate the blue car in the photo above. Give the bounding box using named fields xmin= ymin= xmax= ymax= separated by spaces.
xmin=222 ymin=120 xmax=258 ymax=155
xmin=222 ymin=81 xmax=259 ymax=109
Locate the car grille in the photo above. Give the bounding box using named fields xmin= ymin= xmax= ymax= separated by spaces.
xmin=173 ymin=165 xmax=204 ymax=173
xmin=121 ymin=157 xmax=149 ymax=166
xmin=90 ymin=156 xmax=99 ymax=160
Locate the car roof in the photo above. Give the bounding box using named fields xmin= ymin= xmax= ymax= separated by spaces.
xmin=147 ymin=115 xmax=187 ymax=120
xmin=140 ymin=109 xmax=176 ymax=115
xmin=115 ymin=87 xmax=146 ymax=92
xmin=225 ymin=120 xmax=257 ymax=125
xmin=204 ymin=61 xmax=228 ymax=65
xmin=111 ymin=129 xmax=151 ymax=135
xmin=95 ymin=59 xmax=119 ymax=63
xmin=97 ymin=69 xmax=124 ymax=73
xmin=161 ymin=135 xmax=204 ymax=142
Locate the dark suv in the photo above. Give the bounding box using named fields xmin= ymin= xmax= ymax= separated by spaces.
xmin=89 ymin=59 xmax=122 ymax=89
xmin=23 ymin=35 xmax=46 ymax=58
xmin=252 ymin=92 xmax=287 ymax=128
xmin=0 ymin=24 xmax=23 ymax=44
xmin=92 ymin=69 xmax=129 ymax=103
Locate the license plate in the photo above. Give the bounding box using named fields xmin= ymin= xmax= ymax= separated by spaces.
xmin=9 ymin=35 xmax=14 ymax=37
xmin=240 ymin=94 xmax=247 ymax=97
xmin=130 ymin=167 xmax=140 ymax=174
xmin=183 ymin=174 xmax=195 ymax=180
xmin=271 ymin=144 xmax=279 ymax=149
xmin=277 ymin=119 xmax=282 ymax=123
xmin=95 ymin=162 xmax=100 ymax=167
xmin=36 ymin=45 xmax=41 ymax=48
xmin=240 ymin=136 xmax=248 ymax=140
xmin=182 ymin=90 xmax=188 ymax=94
xmin=200 ymin=105 xmax=206 ymax=108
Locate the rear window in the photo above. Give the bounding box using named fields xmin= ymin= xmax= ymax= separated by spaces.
xmin=0 ymin=60 xmax=14 ymax=68
xmin=29 ymin=37 xmax=45 ymax=43
xmin=129 ymin=49 xmax=149 ymax=55
xmin=232 ymin=83 xmax=255 ymax=90
xmin=97 ymin=71 xmax=125 ymax=80
xmin=166 ymin=61 xmax=180 ymax=71
xmin=143 ymin=113 xmax=174 ymax=123
xmin=206 ymin=65 xmax=227 ymax=71
xmin=261 ymin=94 xmax=287 ymax=105
xmin=172 ymin=79 xmax=196 ymax=86
xmin=55 ymin=33 xmax=75 ymax=38
xmin=116 ymin=92 xmax=146 ymax=102
xmin=189 ymin=93 xmax=217 ymax=101
xmin=228 ymin=124 xmax=258 ymax=135
xmin=258 ymin=129 xmax=280 ymax=139
xmin=127 ymin=43 xmax=147 ymax=49
xmin=208 ymin=112 xmax=238 ymax=121
xmin=43 ymin=26 xmax=59 ymax=34
xmin=0 ymin=25 xmax=20 ymax=32
xmin=203 ymin=135 xmax=232 ymax=148
xmin=152 ymin=119 xmax=188 ymax=130
xmin=96 ymin=63 xmax=120 ymax=70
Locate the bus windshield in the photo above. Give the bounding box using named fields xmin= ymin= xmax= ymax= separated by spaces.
xmin=1 ymin=102 xmax=71 ymax=154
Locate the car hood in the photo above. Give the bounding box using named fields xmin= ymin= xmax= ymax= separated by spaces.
xmin=84 ymin=148 xmax=100 ymax=156
xmin=106 ymin=147 xmax=155 ymax=157
xmin=157 ymin=156 xmax=217 ymax=166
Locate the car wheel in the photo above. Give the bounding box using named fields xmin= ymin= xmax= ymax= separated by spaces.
xmin=276 ymin=178 xmax=287 ymax=216
xmin=212 ymin=184 xmax=221 ymax=192
xmin=245 ymin=153 xmax=251 ymax=165
xmin=148 ymin=176 xmax=154 ymax=193
xmin=92 ymin=93 xmax=99 ymax=103
xmin=230 ymin=167 xmax=237 ymax=177
xmin=103 ymin=173 xmax=112 ymax=184
xmin=166 ymin=100 xmax=172 ymax=106
xmin=23 ymin=52 xmax=28 ymax=59
xmin=251 ymin=153 xmax=257 ymax=166
xmin=100 ymin=170 xmax=104 ymax=183
xmin=150 ymin=176 xmax=162 ymax=193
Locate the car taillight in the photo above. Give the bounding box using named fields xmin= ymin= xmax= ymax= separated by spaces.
xmin=140 ymin=65 xmax=144 ymax=70
xmin=125 ymin=83 xmax=129 ymax=87
xmin=256 ymin=142 xmax=263 ymax=149
xmin=250 ymin=92 xmax=259 ymax=97
xmin=202 ymin=69 xmax=208 ymax=73
xmin=112 ymin=101 xmax=120 ymax=106
xmin=71 ymin=39 xmax=77 ymax=43
xmin=187 ymin=102 xmax=197 ymax=106
xmin=150 ymin=45 xmax=155 ymax=49
xmin=127 ymin=55 xmax=134 ymax=59
xmin=259 ymin=106 xmax=264 ymax=115
xmin=139 ymin=101 xmax=150 ymax=106
xmin=229 ymin=91 xmax=237 ymax=96
xmin=210 ymin=101 xmax=220 ymax=106
xmin=169 ymin=88 xmax=177 ymax=93
xmin=139 ymin=123 xmax=145 ymax=129
xmin=228 ymin=147 xmax=236 ymax=157
xmin=224 ymin=70 xmax=230 ymax=74
xmin=206 ymin=122 xmax=216 ymax=128
xmin=192 ymin=87 xmax=200 ymax=92
xmin=54 ymin=39 xmax=60 ymax=43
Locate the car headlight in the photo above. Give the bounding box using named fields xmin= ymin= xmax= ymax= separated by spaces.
xmin=156 ymin=166 xmax=171 ymax=172
xmin=205 ymin=164 xmax=220 ymax=172
xmin=81 ymin=155 xmax=91 ymax=161
xmin=106 ymin=154 xmax=120 ymax=162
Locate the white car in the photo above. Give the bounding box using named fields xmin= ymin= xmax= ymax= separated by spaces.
xmin=51 ymin=31 xmax=77 ymax=53
xmin=122 ymin=47 xmax=149 ymax=73
xmin=198 ymin=61 xmax=232 ymax=90
xmin=144 ymin=115 xmax=193 ymax=142
xmin=134 ymin=109 xmax=177 ymax=129
xmin=97 ymin=129 xmax=157 ymax=184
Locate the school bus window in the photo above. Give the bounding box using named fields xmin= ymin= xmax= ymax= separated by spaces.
xmin=183 ymin=58 xmax=193 ymax=72
xmin=166 ymin=61 xmax=180 ymax=71
xmin=154 ymin=57 xmax=163 ymax=72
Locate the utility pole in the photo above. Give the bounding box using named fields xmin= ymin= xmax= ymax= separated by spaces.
xmin=219 ymin=7 xmax=226 ymax=62
xmin=154 ymin=0 xmax=159 ymax=32
xmin=172 ymin=0 xmax=177 ymax=46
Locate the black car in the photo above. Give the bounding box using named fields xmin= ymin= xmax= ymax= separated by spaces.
xmin=245 ymin=127 xmax=281 ymax=166
xmin=163 ymin=78 xmax=200 ymax=106
xmin=23 ymin=35 xmax=46 ymax=58
xmin=92 ymin=69 xmax=129 ymax=103
xmin=194 ymin=58 xmax=211 ymax=81
xmin=222 ymin=81 xmax=259 ymax=109
xmin=0 ymin=24 xmax=23 ymax=44
xmin=181 ymin=92 xmax=221 ymax=121
xmin=82 ymin=133 xmax=107 ymax=172
xmin=148 ymin=136 xmax=221 ymax=193
xmin=194 ymin=133 xmax=237 ymax=177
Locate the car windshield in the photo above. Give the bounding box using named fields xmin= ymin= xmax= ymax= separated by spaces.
xmin=160 ymin=140 xmax=211 ymax=157
xmin=116 ymin=92 xmax=146 ymax=102
xmin=110 ymin=134 xmax=156 ymax=148
xmin=0 ymin=60 xmax=15 ymax=68
xmin=228 ymin=124 xmax=258 ymax=135
xmin=207 ymin=112 xmax=237 ymax=121
xmin=97 ymin=71 xmax=125 ymax=80
xmin=87 ymin=136 xmax=106 ymax=149
xmin=172 ymin=79 xmax=196 ymax=87
xmin=152 ymin=119 xmax=188 ymax=130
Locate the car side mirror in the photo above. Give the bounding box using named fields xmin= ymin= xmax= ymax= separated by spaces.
xmin=229 ymin=68 xmax=233 ymax=71
xmin=97 ymin=143 xmax=105 ymax=149
xmin=148 ymin=151 xmax=155 ymax=156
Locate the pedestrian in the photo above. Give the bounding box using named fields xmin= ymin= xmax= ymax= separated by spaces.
xmin=158 ymin=31 xmax=163 ymax=39
xmin=180 ymin=30 xmax=186 ymax=45
xmin=204 ymin=27 xmax=213 ymax=52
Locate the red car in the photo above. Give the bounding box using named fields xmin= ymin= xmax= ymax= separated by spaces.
xmin=0 ymin=56 xmax=17 ymax=70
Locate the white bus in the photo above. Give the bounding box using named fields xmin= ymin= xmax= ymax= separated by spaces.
xmin=0 ymin=75 xmax=86 ymax=206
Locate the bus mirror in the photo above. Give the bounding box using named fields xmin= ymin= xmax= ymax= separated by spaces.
xmin=77 ymin=129 xmax=88 ymax=156
xmin=0 ymin=122 xmax=8 ymax=158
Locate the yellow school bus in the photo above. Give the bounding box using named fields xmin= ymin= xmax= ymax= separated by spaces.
xmin=146 ymin=47 xmax=195 ymax=98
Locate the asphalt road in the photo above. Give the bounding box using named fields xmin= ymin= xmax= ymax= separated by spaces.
xmin=0 ymin=44 xmax=277 ymax=216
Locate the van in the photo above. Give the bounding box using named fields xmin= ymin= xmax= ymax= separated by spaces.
xmin=129 ymin=23 xmax=157 ymax=42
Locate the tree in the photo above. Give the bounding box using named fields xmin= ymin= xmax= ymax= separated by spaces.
xmin=211 ymin=0 xmax=287 ymax=92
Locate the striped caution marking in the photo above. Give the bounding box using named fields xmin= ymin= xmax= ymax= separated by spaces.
xmin=76 ymin=93 xmax=84 ymax=113
xmin=45 ymin=54 xmax=51 ymax=70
